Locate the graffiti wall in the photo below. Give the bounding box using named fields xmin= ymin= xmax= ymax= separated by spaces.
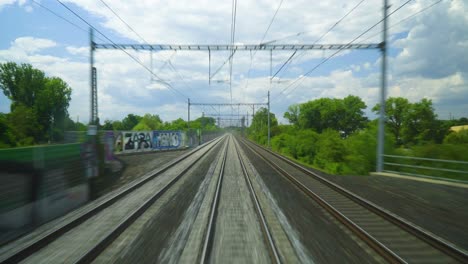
xmin=153 ymin=131 xmax=181 ymax=149
xmin=114 ymin=130 xmax=187 ymax=153
xmin=121 ymin=131 xmax=153 ymax=152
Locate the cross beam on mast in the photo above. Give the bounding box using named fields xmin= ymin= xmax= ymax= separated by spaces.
xmin=94 ymin=43 xmax=380 ymax=51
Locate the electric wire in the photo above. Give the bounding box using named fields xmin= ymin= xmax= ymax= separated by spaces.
xmin=272 ymin=0 xmax=367 ymax=81
xmin=98 ymin=0 xmax=196 ymax=100
xmin=31 ymin=0 xmax=104 ymax=43
xmin=359 ymin=0 xmax=444 ymax=43
xmin=272 ymin=0 xmax=413 ymax=101
xmin=55 ymin=0 xmax=188 ymax=99
xmin=243 ymin=0 xmax=285 ymax=98
xmin=98 ymin=0 xmax=148 ymax=44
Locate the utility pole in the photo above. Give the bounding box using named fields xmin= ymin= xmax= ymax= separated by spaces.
xmin=267 ymin=91 xmax=271 ymax=148
xmin=377 ymin=0 xmax=389 ymax=172
xmin=89 ymin=28 xmax=95 ymax=125
xmin=268 ymin=49 xmax=272 ymax=149
xmin=188 ymin=98 xmax=191 ymax=130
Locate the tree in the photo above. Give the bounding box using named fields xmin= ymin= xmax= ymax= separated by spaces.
xmin=284 ymin=104 xmax=300 ymax=126
xmin=402 ymin=98 xmax=437 ymax=145
xmin=0 ymin=62 xmax=45 ymax=109
xmin=248 ymin=107 xmax=278 ymax=144
xmin=133 ymin=114 xmax=162 ymax=131
xmin=297 ymin=95 xmax=367 ymax=136
xmin=102 ymin=120 xmax=114 ymax=130
xmin=372 ymin=97 xmax=410 ymax=145
xmin=340 ymin=95 xmax=368 ymax=136
xmin=121 ymin=114 xmax=142 ymax=130
xmin=0 ymin=62 xmax=72 ymax=143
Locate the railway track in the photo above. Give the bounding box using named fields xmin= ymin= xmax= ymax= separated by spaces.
xmin=0 ymin=135 xmax=226 ymax=264
xmin=239 ymin=137 xmax=468 ymax=263
xmin=199 ymin=135 xmax=281 ymax=263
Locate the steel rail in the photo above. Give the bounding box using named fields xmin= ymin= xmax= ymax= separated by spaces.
xmin=233 ymin=137 xmax=281 ymax=264
xmin=239 ymin=138 xmax=405 ymax=264
xmin=243 ymin=138 xmax=468 ymax=263
xmin=1 ymin=136 xmax=226 ymax=264
xmin=199 ymin=138 xmax=229 ymax=263
xmin=74 ymin=136 xmax=226 ymax=263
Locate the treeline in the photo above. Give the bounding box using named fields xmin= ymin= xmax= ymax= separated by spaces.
xmin=100 ymin=114 xmax=219 ymax=132
xmin=248 ymin=95 xmax=468 ymax=176
xmin=0 ymin=62 xmax=76 ymax=147
xmin=0 ymin=62 xmax=219 ymax=149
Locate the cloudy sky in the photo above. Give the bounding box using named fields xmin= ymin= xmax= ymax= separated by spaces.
xmin=0 ymin=0 xmax=467 ymax=125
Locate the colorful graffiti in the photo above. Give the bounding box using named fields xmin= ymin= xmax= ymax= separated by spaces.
xmin=113 ymin=130 xmax=186 ymax=153
xmin=123 ymin=131 xmax=153 ymax=151
xmin=153 ymin=131 xmax=181 ymax=149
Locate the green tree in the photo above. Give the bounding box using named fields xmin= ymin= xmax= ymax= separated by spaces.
xmin=403 ymin=98 xmax=437 ymax=145
xmin=0 ymin=62 xmax=45 ymax=109
xmin=0 ymin=62 xmax=72 ymax=143
xmin=121 ymin=114 xmax=142 ymax=130
xmin=297 ymin=95 xmax=367 ymax=136
xmin=340 ymin=95 xmax=368 ymax=136
xmin=133 ymin=114 xmax=162 ymax=131
xmin=102 ymin=120 xmax=114 ymax=130
xmin=248 ymin=107 xmax=278 ymax=144
xmin=283 ymin=104 xmax=300 ymax=126
xmin=372 ymin=97 xmax=410 ymax=145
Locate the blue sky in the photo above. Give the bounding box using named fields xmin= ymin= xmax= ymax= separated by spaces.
xmin=1 ymin=0 xmax=467 ymax=124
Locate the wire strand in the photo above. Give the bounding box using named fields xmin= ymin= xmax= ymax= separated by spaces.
xmin=55 ymin=0 xmax=188 ymax=99
xmin=273 ymin=0 xmax=412 ymax=101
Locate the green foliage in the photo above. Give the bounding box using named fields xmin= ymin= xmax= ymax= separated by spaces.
xmin=297 ymin=95 xmax=367 ymax=136
xmin=283 ymin=104 xmax=299 ymax=126
xmin=133 ymin=114 xmax=162 ymax=131
xmin=444 ymin=129 xmax=468 ymax=144
xmin=102 ymin=120 xmax=114 ymax=130
xmin=0 ymin=62 xmax=72 ymax=145
xmin=373 ymin=97 xmax=444 ymax=146
xmin=161 ymin=118 xmax=187 ymax=130
xmin=121 ymin=114 xmax=142 ymax=130
xmin=189 ymin=116 xmax=218 ymax=131
xmin=247 ymin=107 xmax=278 ymax=145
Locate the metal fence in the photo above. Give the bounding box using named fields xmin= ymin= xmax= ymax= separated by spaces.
xmin=383 ymin=154 xmax=468 ymax=183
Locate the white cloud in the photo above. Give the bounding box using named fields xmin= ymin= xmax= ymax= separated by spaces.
xmin=66 ymin=46 xmax=88 ymax=56
xmin=1 ymin=0 xmax=467 ymax=124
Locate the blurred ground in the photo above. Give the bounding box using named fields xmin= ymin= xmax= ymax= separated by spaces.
xmin=111 ymin=149 xmax=190 ymax=191
xmin=320 ymin=173 xmax=468 ymax=251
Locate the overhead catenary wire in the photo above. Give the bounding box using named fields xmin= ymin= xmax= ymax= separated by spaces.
xmin=243 ymin=0 xmax=285 ymax=97
xmin=359 ymin=0 xmax=444 ymax=44
xmin=31 ymin=0 xmax=104 ymax=43
xmin=55 ymin=0 xmax=188 ymax=99
xmin=272 ymin=0 xmax=367 ymax=81
xmin=272 ymin=0 xmax=413 ymax=101
xmin=97 ymin=0 xmax=207 ymax=116
xmin=98 ymin=0 xmax=196 ymax=98
xmin=98 ymin=0 xmax=148 ymax=44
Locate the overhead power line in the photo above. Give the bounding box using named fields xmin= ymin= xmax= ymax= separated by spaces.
xmin=55 ymin=0 xmax=188 ymax=99
xmin=98 ymin=0 xmax=193 ymax=94
xmin=229 ymin=0 xmax=238 ymax=105
xmin=98 ymin=0 xmax=148 ymax=43
xmin=273 ymin=0 xmax=367 ymax=80
xmin=273 ymin=0 xmax=413 ymax=101
xmin=31 ymin=0 xmax=104 ymax=43
xmin=243 ymin=0 xmax=285 ymax=97
xmin=359 ymin=0 xmax=444 ymax=43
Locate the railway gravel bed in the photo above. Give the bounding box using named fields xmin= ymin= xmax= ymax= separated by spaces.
xmin=240 ymin=140 xmax=383 ymax=263
xmin=210 ymin=136 xmax=270 ymax=263
xmin=322 ymin=173 xmax=468 ymax=252
xmin=0 ymin=138 xmax=223 ymax=263
xmin=94 ymin=142 xmax=224 ymax=263
xmin=114 ymin=149 xmax=190 ymax=190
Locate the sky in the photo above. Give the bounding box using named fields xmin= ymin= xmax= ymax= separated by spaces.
xmin=0 ymin=0 xmax=467 ymax=125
